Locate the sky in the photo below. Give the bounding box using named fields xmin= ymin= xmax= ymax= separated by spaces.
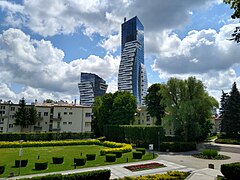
xmin=0 ymin=0 xmax=240 ymax=104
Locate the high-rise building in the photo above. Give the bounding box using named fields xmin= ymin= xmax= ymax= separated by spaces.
xmin=118 ymin=16 xmax=148 ymax=106
xmin=78 ymin=72 xmax=108 ymax=106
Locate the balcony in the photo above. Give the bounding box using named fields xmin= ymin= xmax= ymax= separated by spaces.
xmin=33 ymin=126 xmax=42 ymax=131
xmin=50 ymin=117 xmax=62 ymax=121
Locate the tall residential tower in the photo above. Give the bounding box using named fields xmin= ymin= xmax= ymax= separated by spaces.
xmin=118 ymin=16 xmax=148 ymax=106
xmin=78 ymin=72 xmax=108 ymax=106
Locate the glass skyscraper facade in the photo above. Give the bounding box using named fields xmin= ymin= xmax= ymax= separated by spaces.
xmin=78 ymin=72 xmax=108 ymax=106
xmin=118 ymin=16 xmax=148 ymax=106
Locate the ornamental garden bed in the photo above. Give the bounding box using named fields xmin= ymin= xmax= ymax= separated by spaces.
xmin=124 ymin=162 xmax=165 ymax=172
xmin=192 ymin=149 xmax=230 ymax=160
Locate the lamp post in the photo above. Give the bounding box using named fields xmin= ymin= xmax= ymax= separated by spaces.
xmin=18 ymin=140 xmax=24 ymax=176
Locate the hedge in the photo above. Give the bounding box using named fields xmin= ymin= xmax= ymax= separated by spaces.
xmin=160 ymin=142 xmax=196 ymax=152
xmin=35 ymin=162 xmax=48 ymax=170
xmin=113 ymin=151 xmax=122 ymax=158
xmin=105 ymin=154 xmax=116 ymax=162
xmin=20 ymin=169 xmax=111 ymax=180
xmin=221 ymin=162 xmax=240 ymax=179
xmin=0 ymin=165 xmax=5 ymax=175
xmin=86 ymin=154 xmax=96 ymax=161
xmin=52 ymin=157 xmax=64 ymax=164
xmin=136 ymin=148 xmax=146 ymax=155
xmin=132 ymin=151 xmax=142 ymax=159
xmin=100 ymin=141 xmax=132 ymax=155
xmin=15 ymin=159 xmax=28 ymax=167
xmin=74 ymin=158 xmax=86 ymax=166
xmin=0 ymin=139 xmax=101 ymax=148
xmin=104 ymin=125 xmax=165 ymax=148
xmin=0 ymin=132 xmax=94 ymax=141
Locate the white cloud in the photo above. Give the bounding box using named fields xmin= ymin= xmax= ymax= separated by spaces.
xmin=99 ymin=33 xmax=120 ymax=53
xmin=0 ymin=28 xmax=120 ymax=103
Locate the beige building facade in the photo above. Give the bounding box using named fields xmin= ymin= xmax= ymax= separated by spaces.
xmin=0 ymin=101 xmax=92 ymax=133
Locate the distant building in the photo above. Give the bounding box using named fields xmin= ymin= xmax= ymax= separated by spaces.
xmin=118 ymin=16 xmax=148 ymax=107
xmin=0 ymin=101 xmax=92 ymax=133
xmin=133 ymin=106 xmax=156 ymax=126
xmin=78 ymin=72 xmax=108 ymax=106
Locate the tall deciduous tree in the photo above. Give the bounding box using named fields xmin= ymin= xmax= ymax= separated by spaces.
xmin=92 ymin=91 xmax=137 ymax=136
xmin=14 ymin=98 xmax=38 ymax=131
xmin=221 ymin=82 xmax=240 ymax=137
xmin=161 ymin=77 xmax=218 ymax=142
xmin=145 ymin=83 xmax=165 ymax=125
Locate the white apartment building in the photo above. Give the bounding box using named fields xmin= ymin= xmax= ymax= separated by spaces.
xmin=0 ymin=101 xmax=92 ymax=133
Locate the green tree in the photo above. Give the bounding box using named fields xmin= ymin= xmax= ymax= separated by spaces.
xmin=14 ymin=98 xmax=38 ymax=131
xmin=223 ymin=0 xmax=240 ymax=43
xmin=161 ymin=77 xmax=217 ymax=142
xmin=145 ymin=83 xmax=165 ymax=125
xmin=92 ymin=91 xmax=137 ymax=136
xmin=219 ymin=90 xmax=229 ymax=133
xmin=111 ymin=91 xmax=137 ymax=125
xmin=221 ymin=82 xmax=240 ymax=137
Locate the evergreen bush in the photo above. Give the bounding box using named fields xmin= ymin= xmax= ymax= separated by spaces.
xmin=221 ymin=162 xmax=240 ymax=179
xmin=52 ymin=157 xmax=64 ymax=164
xmin=0 ymin=165 xmax=5 ymax=175
xmin=160 ymin=142 xmax=196 ymax=152
xmin=15 ymin=159 xmax=28 ymax=167
xmin=113 ymin=151 xmax=122 ymax=158
xmin=86 ymin=154 xmax=96 ymax=161
xmin=202 ymin=149 xmax=218 ymax=158
xmin=136 ymin=148 xmax=146 ymax=155
xmin=35 ymin=162 xmax=48 ymax=170
xmin=74 ymin=158 xmax=86 ymax=166
xmin=105 ymin=154 xmax=116 ymax=162
xmin=133 ymin=151 xmax=142 ymax=159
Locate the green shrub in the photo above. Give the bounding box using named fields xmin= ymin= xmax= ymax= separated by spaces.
xmin=0 ymin=165 xmax=5 ymax=175
xmin=35 ymin=162 xmax=48 ymax=170
xmin=221 ymin=162 xmax=240 ymax=180
xmin=136 ymin=148 xmax=146 ymax=155
xmin=160 ymin=142 xmax=196 ymax=152
xmin=86 ymin=154 xmax=96 ymax=161
xmin=113 ymin=151 xmax=122 ymax=158
xmin=215 ymin=138 xmax=240 ymax=145
xmin=52 ymin=157 xmax=64 ymax=164
xmin=105 ymin=154 xmax=116 ymax=162
xmin=132 ymin=151 xmax=142 ymax=159
xmin=202 ymin=149 xmax=218 ymax=158
xmin=20 ymin=169 xmax=111 ymax=180
xmin=74 ymin=158 xmax=86 ymax=166
xmin=15 ymin=159 xmax=28 ymax=167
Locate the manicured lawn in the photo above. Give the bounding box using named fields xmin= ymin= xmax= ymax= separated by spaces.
xmin=0 ymin=145 xmax=156 ymax=178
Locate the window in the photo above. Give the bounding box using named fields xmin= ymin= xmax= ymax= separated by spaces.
xmin=10 ymin=107 xmax=15 ymax=111
xmin=0 ymin=111 xmax=5 ymax=115
xmin=38 ymin=112 xmax=41 ymax=118
xmin=45 ymin=122 xmax=47 ymax=124
xmin=64 ymin=112 xmax=67 ymax=115
xmin=85 ymin=113 xmax=91 ymax=117
xmin=0 ymin=106 xmax=5 ymax=110
xmin=68 ymin=122 xmax=72 ymax=125
xmin=138 ymin=120 xmax=140 ymax=125
xmin=63 ymin=122 xmax=67 ymax=125
xmin=0 ymin=119 xmax=3 ymax=124
xmin=0 ymin=127 xmax=3 ymax=132
xmin=23 ymin=125 xmax=29 ymax=128
xmin=85 ymin=122 xmax=91 ymax=127
xmin=146 ymin=116 xmax=150 ymax=122
xmin=9 ymin=124 xmax=14 ymax=128
xmin=44 ymin=112 xmax=48 ymax=116
xmin=69 ymin=112 xmax=73 ymax=115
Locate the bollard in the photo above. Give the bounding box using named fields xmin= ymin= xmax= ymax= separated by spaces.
xmin=38 ymin=155 xmax=40 ymax=160
xmin=126 ymin=157 xmax=128 ymax=162
xmin=74 ymin=163 xmax=77 ymax=169
xmin=80 ymin=152 xmax=82 ymax=156
xmin=208 ymin=164 xmax=214 ymax=169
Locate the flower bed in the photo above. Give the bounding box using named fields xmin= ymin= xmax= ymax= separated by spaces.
xmin=124 ymin=162 xmax=165 ymax=172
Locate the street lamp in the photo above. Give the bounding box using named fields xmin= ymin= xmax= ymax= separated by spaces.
xmin=18 ymin=140 xmax=24 ymax=176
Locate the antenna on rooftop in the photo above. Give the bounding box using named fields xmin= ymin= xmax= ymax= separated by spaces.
xmin=124 ymin=17 xmax=126 ymax=22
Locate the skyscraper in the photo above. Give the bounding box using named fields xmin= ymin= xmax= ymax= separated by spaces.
xmin=78 ymin=72 xmax=108 ymax=106
xmin=118 ymin=16 xmax=148 ymax=106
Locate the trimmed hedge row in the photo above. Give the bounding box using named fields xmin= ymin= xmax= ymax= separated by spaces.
xmin=160 ymin=142 xmax=196 ymax=152
xmin=74 ymin=158 xmax=86 ymax=166
xmin=132 ymin=151 xmax=142 ymax=159
xmin=52 ymin=157 xmax=64 ymax=164
xmin=20 ymin=169 xmax=111 ymax=180
xmin=100 ymin=141 xmax=132 ymax=155
xmin=104 ymin=125 xmax=165 ymax=148
xmin=0 ymin=165 xmax=5 ymax=175
xmin=221 ymin=162 xmax=240 ymax=179
xmin=106 ymin=154 xmax=116 ymax=162
xmin=136 ymin=148 xmax=146 ymax=155
xmin=215 ymin=138 xmax=240 ymax=145
xmin=0 ymin=139 xmax=101 ymax=148
xmin=35 ymin=162 xmax=48 ymax=170
xmin=86 ymin=154 xmax=96 ymax=161
xmin=0 ymin=132 xmax=94 ymax=142
xmin=15 ymin=159 xmax=28 ymax=167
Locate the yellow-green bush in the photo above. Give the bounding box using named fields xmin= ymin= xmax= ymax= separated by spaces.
xmin=100 ymin=141 xmax=132 ymax=155
xmin=0 ymin=139 xmax=101 ymax=148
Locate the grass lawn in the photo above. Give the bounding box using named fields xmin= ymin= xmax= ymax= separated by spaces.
xmin=0 ymin=145 xmax=157 ymax=178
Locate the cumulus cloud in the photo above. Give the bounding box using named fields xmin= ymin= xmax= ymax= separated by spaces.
xmin=0 ymin=28 xmax=120 ymax=103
